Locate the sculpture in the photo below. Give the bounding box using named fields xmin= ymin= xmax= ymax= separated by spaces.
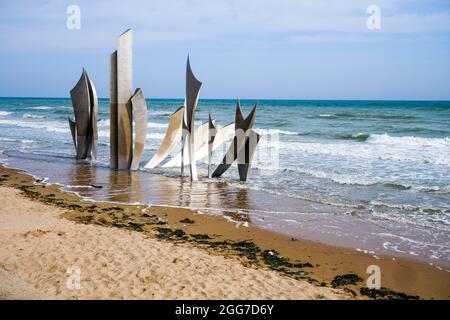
xmin=208 ymin=113 xmax=217 ymax=178
xmin=162 ymin=120 xmax=211 ymax=168
xmin=182 ymin=55 xmax=202 ymax=181
xmin=144 ymin=106 xmax=184 ymax=169
xmin=130 ymin=88 xmax=148 ymax=170
xmin=110 ymin=29 xmax=148 ymax=170
xmin=136 ymin=51 xmax=259 ymax=181
xmin=237 ymin=129 xmax=260 ymax=181
xmin=69 ymin=68 xmax=98 ymax=160
xmin=212 ymin=100 xmax=259 ymax=181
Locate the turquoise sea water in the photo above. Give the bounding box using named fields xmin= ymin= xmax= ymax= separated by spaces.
xmin=0 ymin=97 xmax=449 ymax=267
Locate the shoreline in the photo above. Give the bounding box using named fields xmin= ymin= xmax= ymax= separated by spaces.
xmin=0 ymin=165 xmax=449 ymax=299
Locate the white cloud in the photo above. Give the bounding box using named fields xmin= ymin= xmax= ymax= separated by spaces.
xmin=0 ymin=0 xmax=449 ymax=50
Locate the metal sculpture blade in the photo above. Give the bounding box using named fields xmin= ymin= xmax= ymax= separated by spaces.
xmin=87 ymin=73 xmax=98 ymax=161
xmin=163 ymin=121 xmax=235 ymax=168
xmin=109 ymin=51 xmax=118 ymax=169
xmin=70 ymin=70 xmax=90 ymax=159
xmin=182 ymin=55 xmax=202 ymax=181
xmin=69 ymin=69 xmax=98 ymax=160
xmin=212 ymin=100 xmax=258 ymax=178
xmin=208 ymin=113 xmax=217 ymax=178
xmin=144 ymin=106 xmax=184 ymax=169
xmin=130 ymin=88 xmax=148 ymax=171
xmin=68 ymin=118 xmax=77 ymax=148
xmin=237 ymin=129 xmax=260 ymax=181
xmin=162 ymin=120 xmax=212 ymax=168
xmin=116 ymin=29 xmax=133 ymax=170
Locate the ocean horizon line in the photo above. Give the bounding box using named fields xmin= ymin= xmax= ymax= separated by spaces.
xmin=1 ymin=96 xmax=450 ymax=103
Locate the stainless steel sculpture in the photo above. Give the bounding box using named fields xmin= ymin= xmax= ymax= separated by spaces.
xmin=162 ymin=120 xmax=211 ymax=168
xmin=208 ymin=113 xmax=217 ymax=178
xmin=161 ymin=120 xmax=235 ymax=169
xmin=144 ymin=106 xmax=184 ymax=169
xmin=182 ymin=55 xmax=202 ymax=181
xmin=109 ymin=29 xmax=145 ymax=171
xmin=237 ymin=129 xmax=260 ymax=181
xmin=69 ymin=68 xmax=98 ymax=160
xmin=110 ymin=51 xmax=118 ymax=169
xmin=88 ymin=75 xmax=99 ymax=160
xmin=212 ymin=100 xmax=258 ymax=181
xmin=117 ymin=29 xmax=133 ymax=170
xmin=130 ymin=88 xmax=148 ymax=170
xmin=110 ymin=29 xmax=133 ymax=170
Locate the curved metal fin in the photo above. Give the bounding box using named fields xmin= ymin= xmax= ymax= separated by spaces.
xmin=144 ymin=106 xmax=184 ymax=169
xmin=70 ymin=69 xmax=91 ymax=159
xmin=185 ymin=55 xmax=202 ymax=132
xmin=162 ymin=120 xmax=212 ymax=167
xmin=212 ymin=101 xmax=258 ymax=178
xmin=208 ymin=113 xmax=217 ymax=178
xmin=237 ymin=129 xmax=260 ymax=181
xmin=116 ymin=29 xmax=133 ymax=170
xmin=68 ymin=118 xmax=77 ymax=149
xmin=184 ymin=55 xmax=202 ymax=181
xmin=235 ymin=99 xmax=244 ymax=127
xmin=86 ymin=72 xmax=98 ymax=160
xmin=236 ymin=101 xmax=257 ymax=131
xmin=109 ymin=51 xmax=118 ymax=169
xmin=130 ymin=88 xmax=148 ymax=171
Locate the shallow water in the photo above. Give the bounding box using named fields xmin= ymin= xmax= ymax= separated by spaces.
xmin=0 ymin=97 xmax=449 ymax=269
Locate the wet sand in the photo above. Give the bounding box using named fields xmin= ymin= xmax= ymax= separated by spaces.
xmin=0 ymin=165 xmax=449 ymax=299
xmin=3 ymin=150 xmax=448 ymax=270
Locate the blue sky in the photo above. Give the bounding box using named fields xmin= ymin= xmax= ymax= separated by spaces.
xmin=0 ymin=0 xmax=449 ymax=100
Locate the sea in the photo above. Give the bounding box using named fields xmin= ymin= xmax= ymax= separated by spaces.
xmin=0 ymin=97 xmax=449 ymax=269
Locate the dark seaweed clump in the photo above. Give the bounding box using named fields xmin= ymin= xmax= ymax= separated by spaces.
xmin=262 ymin=250 xmax=313 ymax=269
xmin=331 ymin=274 xmax=363 ymax=287
xmin=360 ymin=287 xmax=420 ymax=300
xmin=191 ymin=234 xmax=211 ymax=240
xmin=155 ymin=227 xmax=188 ymax=240
xmin=231 ymin=241 xmax=261 ymax=260
xmin=180 ymin=218 xmax=195 ymax=224
xmin=0 ymin=174 xmax=9 ymax=183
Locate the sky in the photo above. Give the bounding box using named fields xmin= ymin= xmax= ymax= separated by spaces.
xmin=0 ymin=0 xmax=449 ymax=100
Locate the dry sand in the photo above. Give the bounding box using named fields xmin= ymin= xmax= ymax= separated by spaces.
xmin=0 ymin=187 xmax=348 ymax=300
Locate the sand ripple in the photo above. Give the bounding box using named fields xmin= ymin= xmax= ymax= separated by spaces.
xmin=0 ymin=187 xmax=347 ymax=300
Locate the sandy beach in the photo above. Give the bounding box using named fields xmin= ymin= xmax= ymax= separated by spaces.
xmin=0 ymin=185 xmax=348 ymax=300
xmin=0 ymin=165 xmax=449 ymax=300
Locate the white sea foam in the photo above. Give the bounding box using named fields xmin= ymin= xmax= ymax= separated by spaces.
xmin=278 ymin=133 xmax=450 ymax=166
xmin=148 ymin=122 xmax=168 ymax=129
xmin=0 ymin=111 xmax=13 ymax=116
xmin=368 ymin=133 xmax=450 ymax=147
xmin=31 ymin=106 xmax=52 ymax=110
xmin=254 ymin=128 xmax=299 ymax=136
xmin=23 ymin=113 xmax=47 ymax=119
xmin=98 ymin=130 xmax=109 ymax=138
xmin=318 ymin=114 xmax=335 ymax=118
xmin=0 ymin=119 xmax=69 ymax=133
xmin=97 ymin=119 xmax=110 ymax=127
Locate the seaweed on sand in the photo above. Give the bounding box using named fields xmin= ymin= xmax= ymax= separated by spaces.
xmin=155 ymin=227 xmax=188 ymax=240
xmin=180 ymin=218 xmax=195 ymax=224
xmin=331 ymin=274 xmax=363 ymax=287
xmin=262 ymin=249 xmax=313 ymax=269
xmin=360 ymin=287 xmax=420 ymax=300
